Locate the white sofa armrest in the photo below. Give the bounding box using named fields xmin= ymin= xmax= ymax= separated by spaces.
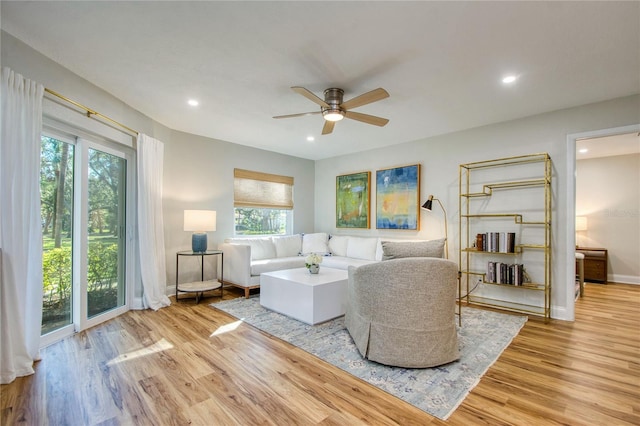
xmin=218 ymin=243 xmax=252 ymax=288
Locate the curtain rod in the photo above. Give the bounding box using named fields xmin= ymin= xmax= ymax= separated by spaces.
xmin=44 ymin=88 xmax=139 ymax=136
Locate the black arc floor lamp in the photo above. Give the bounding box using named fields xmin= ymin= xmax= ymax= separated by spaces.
xmin=421 ymin=195 xmax=448 ymax=259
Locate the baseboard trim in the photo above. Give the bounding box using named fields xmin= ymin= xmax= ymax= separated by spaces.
xmin=551 ymin=305 xmax=572 ymax=322
xmin=609 ymin=274 xmax=640 ymax=285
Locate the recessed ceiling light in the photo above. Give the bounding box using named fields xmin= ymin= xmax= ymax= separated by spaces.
xmin=307 ymin=136 xmax=315 ymax=142
xmin=187 ymin=99 xmax=199 ymax=107
xmin=579 ymin=148 xmax=588 ymax=154
xmin=502 ymin=75 xmax=517 ymax=84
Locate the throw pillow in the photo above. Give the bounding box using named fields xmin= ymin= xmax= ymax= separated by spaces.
xmin=381 ymin=239 xmax=445 ymax=260
xmin=328 ymin=235 xmax=349 ymax=257
xmin=346 ymin=236 xmax=378 ymax=260
xmin=273 ymin=234 xmax=302 ymax=258
xmin=244 ymin=238 xmax=277 ymax=261
xmin=301 ymin=232 xmax=330 ymax=255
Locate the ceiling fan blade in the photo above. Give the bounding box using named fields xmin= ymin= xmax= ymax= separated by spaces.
xmin=344 ymin=111 xmax=389 ymax=127
xmin=322 ymin=120 xmax=335 ymax=135
xmin=291 ymin=86 xmax=330 ymax=108
xmin=273 ymin=111 xmax=322 ymax=119
xmin=341 ymin=88 xmax=389 ymax=110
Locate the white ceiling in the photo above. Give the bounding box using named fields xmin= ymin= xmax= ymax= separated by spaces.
xmin=576 ymin=132 xmax=640 ymax=160
xmin=2 ymin=1 xmax=639 ymax=160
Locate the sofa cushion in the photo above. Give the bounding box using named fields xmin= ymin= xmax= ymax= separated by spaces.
xmin=240 ymin=237 xmax=276 ymax=261
xmin=328 ymin=235 xmax=349 ymax=257
xmin=381 ymin=239 xmax=445 ymax=260
xmin=273 ymin=234 xmax=302 ymax=258
xmin=346 ymin=236 xmax=378 ymax=260
xmin=302 ymin=232 xmax=330 ymax=255
xmin=251 ymin=257 xmax=306 ymax=276
xmin=322 ymin=256 xmax=377 ymax=270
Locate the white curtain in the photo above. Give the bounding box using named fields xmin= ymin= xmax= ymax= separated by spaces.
xmin=0 ymin=67 xmax=44 ymax=384
xmin=137 ymin=133 xmax=171 ymax=310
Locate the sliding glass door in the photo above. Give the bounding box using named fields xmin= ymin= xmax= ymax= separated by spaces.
xmin=41 ymin=135 xmax=75 ymax=335
xmin=86 ymin=147 xmax=127 ymax=318
xmin=41 ymin=132 xmax=133 ymax=343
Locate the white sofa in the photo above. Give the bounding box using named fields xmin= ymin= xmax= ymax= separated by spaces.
xmin=219 ymin=233 xmax=444 ymax=298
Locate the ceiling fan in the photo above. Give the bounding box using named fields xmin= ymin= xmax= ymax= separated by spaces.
xmin=273 ymin=86 xmax=390 ymax=135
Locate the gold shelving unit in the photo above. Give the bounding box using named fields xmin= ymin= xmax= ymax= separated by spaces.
xmin=459 ymin=153 xmax=552 ymax=319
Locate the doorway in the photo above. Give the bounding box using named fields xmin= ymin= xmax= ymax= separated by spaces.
xmin=567 ymin=124 xmax=640 ymax=318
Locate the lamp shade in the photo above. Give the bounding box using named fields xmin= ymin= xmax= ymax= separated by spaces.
xmin=184 ymin=210 xmax=216 ymax=253
xmin=421 ymin=195 xmax=434 ymax=211
xmin=184 ymin=210 xmax=216 ymax=232
xmin=576 ymin=216 xmax=588 ymax=232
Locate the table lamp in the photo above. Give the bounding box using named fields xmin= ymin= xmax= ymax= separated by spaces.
xmin=184 ymin=210 xmax=216 ymax=253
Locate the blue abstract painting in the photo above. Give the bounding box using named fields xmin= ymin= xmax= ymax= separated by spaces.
xmin=376 ymin=164 xmax=420 ymax=229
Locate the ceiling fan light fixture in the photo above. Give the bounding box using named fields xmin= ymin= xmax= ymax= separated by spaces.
xmin=323 ymin=109 xmax=344 ymax=122
xmin=275 ymin=86 xmax=389 ymax=134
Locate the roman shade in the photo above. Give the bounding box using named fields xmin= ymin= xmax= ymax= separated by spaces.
xmin=234 ymin=168 xmax=294 ymax=209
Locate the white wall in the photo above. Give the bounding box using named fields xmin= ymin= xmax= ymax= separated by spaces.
xmin=315 ymin=95 xmax=640 ymax=320
xmin=577 ymin=154 xmax=640 ymax=284
xmin=1 ymin=31 xmax=171 ymax=143
xmin=1 ymin=31 xmax=315 ymax=295
xmin=163 ymin=130 xmax=314 ymax=287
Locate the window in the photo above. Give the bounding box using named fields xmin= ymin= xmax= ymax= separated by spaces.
xmin=234 ymin=168 xmax=293 ymax=235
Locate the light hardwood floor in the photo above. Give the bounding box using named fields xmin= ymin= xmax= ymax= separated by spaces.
xmin=1 ymin=283 xmax=639 ymax=425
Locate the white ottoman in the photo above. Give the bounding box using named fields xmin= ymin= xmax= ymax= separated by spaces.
xmin=260 ymin=267 xmax=348 ymax=325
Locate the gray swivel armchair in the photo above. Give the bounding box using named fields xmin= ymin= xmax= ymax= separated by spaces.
xmin=345 ymin=257 xmax=460 ymax=368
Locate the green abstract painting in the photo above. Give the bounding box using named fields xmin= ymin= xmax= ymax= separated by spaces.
xmin=336 ymin=171 xmax=370 ymax=228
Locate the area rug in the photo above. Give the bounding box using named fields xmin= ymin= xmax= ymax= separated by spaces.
xmin=211 ymin=297 xmax=527 ymax=420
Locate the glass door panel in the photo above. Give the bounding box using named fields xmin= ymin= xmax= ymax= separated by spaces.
xmin=40 ymin=136 xmax=75 ymax=335
xmin=87 ymin=148 xmax=126 ymax=318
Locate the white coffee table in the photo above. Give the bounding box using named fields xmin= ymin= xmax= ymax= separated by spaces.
xmin=260 ymin=267 xmax=349 ymax=325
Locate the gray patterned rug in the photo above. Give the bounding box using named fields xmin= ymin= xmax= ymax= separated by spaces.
xmin=211 ymin=296 xmax=527 ymax=420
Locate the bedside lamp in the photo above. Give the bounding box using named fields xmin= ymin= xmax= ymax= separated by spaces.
xmin=422 ymin=195 xmax=448 ymax=259
xmin=576 ymin=216 xmax=587 ymax=248
xmin=184 ymin=210 xmax=216 ymax=253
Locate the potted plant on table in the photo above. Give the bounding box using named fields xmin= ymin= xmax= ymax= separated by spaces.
xmin=305 ymin=253 xmax=323 ymax=274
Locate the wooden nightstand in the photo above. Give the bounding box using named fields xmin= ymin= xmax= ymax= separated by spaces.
xmin=575 ymin=247 xmax=608 ymax=283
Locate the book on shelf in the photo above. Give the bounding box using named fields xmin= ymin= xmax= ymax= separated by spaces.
xmin=486 ymin=261 xmax=524 ymax=285
xmin=499 ymin=232 xmax=507 ymax=253
xmin=489 ymin=232 xmax=498 ymax=252
xmin=475 ymin=232 xmax=516 ymax=253
xmin=506 ymin=232 xmax=516 ymax=253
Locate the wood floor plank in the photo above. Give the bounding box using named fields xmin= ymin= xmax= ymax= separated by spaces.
xmin=1 ymin=283 xmax=639 ymax=425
